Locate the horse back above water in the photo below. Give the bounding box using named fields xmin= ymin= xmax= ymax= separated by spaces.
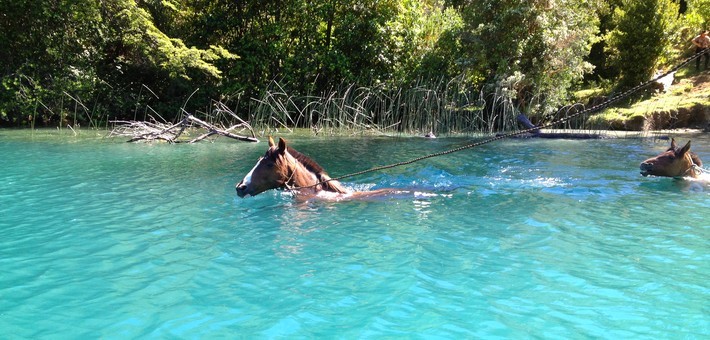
xmin=640 ymin=138 xmax=704 ymax=179
xmin=236 ymin=137 xmax=400 ymax=200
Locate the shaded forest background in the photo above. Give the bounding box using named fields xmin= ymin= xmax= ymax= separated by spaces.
xmin=0 ymin=0 xmax=707 ymax=132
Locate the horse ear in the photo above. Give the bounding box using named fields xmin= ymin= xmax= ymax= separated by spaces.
xmin=677 ymin=140 xmax=691 ymax=156
xmin=670 ymin=138 xmax=677 ymax=150
xmin=268 ymin=136 xmax=275 ymax=147
xmin=278 ymin=138 xmax=288 ymax=155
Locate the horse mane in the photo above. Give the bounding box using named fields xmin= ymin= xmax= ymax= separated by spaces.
xmin=285 ymin=146 xmax=348 ymax=193
xmin=286 ymin=147 xmax=327 ymax=175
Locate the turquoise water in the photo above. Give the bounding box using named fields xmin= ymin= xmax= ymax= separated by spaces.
xmin=1 ymin=130 xmax=708 ymax=338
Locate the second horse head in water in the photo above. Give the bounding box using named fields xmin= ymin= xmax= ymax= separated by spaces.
xmin=640 ymin=138 xmax=704 ymax=179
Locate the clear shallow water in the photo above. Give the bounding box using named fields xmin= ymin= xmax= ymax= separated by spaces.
xmin=1 ymin=130 xmax=708 ymax=338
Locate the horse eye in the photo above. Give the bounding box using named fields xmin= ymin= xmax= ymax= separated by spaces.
xmin=259 ymin=157 xmax=275 ymax=168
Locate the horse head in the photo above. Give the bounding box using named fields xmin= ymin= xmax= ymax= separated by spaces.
xmin=640 ymin=139 xmax=703 ymax=178
xmin=236 ymin=137 xmax=348 ymax=198
xmin=236 ymin=136 xmax=291 ymax=197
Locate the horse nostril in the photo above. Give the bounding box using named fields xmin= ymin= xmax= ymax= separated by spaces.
xmin=236 ymin=183 xmax=248 ymax=197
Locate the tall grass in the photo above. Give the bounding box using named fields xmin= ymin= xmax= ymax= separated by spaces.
xmin=244 ymin=77 xmax=539 ymax=136
xmin=15 ymin=75 xmax=605 ymax=136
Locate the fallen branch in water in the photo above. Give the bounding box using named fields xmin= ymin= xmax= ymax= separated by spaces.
xmin=183 ymin=113 xmax=258 ymax=143
xmin=109 ymin=103 xmax=259 ymax=143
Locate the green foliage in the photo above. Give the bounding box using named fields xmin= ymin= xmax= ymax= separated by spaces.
xmin=0 ymin=0 xmax=699 ymax=131
xmin=387 ymin=0 xmax=464 ymax=82
xmin=454 ymin=0 xmax=601 ymax=117
xmin=0 ymin=1 xmax=104 ymax=125
xmin=604 ymin=0 xmax=681 ymax=90
xmin=107 ymin=0 xmax=238 ymax=79
xmin=685 ymin=0 xmax=710 ymax=30
xmin=0 ymin=0 xmax=235 ymax=126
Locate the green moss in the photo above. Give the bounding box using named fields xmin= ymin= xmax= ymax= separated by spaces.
xmin=573 ymin=88 xmax=604 ymax=102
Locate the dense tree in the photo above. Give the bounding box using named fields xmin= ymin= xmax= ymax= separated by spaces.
xmin=0 ymin=0 xmax=234 ymax=126
xmin=179 ymin=0 xmax=402 ymax=96
xmin=604 ymin=0 xmax=681 ymax=90
xmin=585 ymin=0 xmax=624 ymax=83
xmin=684 ymin=0 xmax=709 ymax=29
xmin=0 ymin=1 xmax=103 ymax=124
xmin=387 ymin=0 xmax=464 ymax=82
xmin=451 ymin=0 xmax=602 ymax=117
xmin=0 ymin=0 xmax=704 ymax=129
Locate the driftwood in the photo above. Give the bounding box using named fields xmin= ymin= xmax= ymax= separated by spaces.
xmin=109 ymin=102 xmax=259 ymax=143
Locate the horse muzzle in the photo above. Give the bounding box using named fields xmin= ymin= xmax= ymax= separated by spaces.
xmin=236 ymin=182 xmax=250 ymax=197
xmin=639 ymin=162 xmax=653 ymax=177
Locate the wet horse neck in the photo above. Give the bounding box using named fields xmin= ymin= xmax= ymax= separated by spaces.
xmin=284 ymin=156 xmax=349 ymax=194
xmin=284 ymin=160 xmax=320 ymax=191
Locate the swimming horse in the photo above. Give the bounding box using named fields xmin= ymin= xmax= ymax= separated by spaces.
xmin=236 ymin=137 xmax=399 ymax=200
xmin=640 ymin=138 xmax=704 ymax=179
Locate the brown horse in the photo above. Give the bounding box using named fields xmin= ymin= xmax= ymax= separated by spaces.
xmin=236 ymin=137 xmax=400 ymax=200
xmin=640 ymin=138 xmax=704 ymax=178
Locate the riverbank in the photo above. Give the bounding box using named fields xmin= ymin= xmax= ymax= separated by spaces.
xmin=584 ymin=70 xmax=710 ymax=131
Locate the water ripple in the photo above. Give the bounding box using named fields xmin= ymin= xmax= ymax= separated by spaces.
xmin=1 ymin=136 xmax=708 ymax=338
